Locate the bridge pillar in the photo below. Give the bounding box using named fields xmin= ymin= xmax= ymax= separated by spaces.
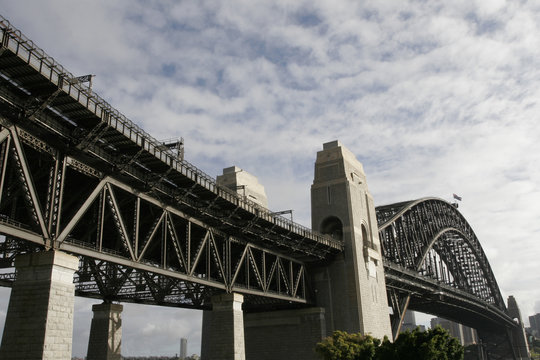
xmin=507 ymin=295 xmax=530 ymax=360
xmin=311 ymin=140 xmax=392 ymax=339
xmin=201 ymin=293 xmax=245 ymax=360
xmin=0 ymin=250 xmax=79 ymax=360
xmin=244 ymin=307 xmax=326 ymax=360
xmin=86 ymin=302 xmax=123 ymax=360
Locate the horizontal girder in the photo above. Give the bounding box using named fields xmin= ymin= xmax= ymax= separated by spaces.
xmin=0 ymin=15 xmax=518 ymax=336
xmin=0 ymin=15 xmax=342 ymax=261
xmin=0 ymin=99 xmax=311 ymax=306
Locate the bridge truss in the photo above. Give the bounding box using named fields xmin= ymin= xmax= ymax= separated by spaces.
xmin=376 ymin=198 xmax=518 ymax=357
xmin=0 ymin=16 xmax=524 ymax=358
xmin=0 ymin=15 xmax=342 ymax=310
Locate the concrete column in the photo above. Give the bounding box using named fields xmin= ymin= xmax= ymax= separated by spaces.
xmin=507 ymin=296 xmax=531 ymax=360
xmin=0 ymin=250 xmax=79 ymax=360
xmin=201 ymin=293 xmax=245 ymax=360
xmin=311 ymin=141 xmax=392 ymax=339
xmin=245 ymin=307 xmax=326 ymax=360
xmin=86 ymin=302 xmax=123 ymax=360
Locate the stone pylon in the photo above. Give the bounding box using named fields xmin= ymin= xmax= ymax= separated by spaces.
xmin=507 ymin=295 xmax=531 ymax=360
xmin=86 ymin=302 xmax=123 ymax=360
xmin=0 ymin=251 xmax=79 ymax=360
xmin=311 ymin=140 xmax=392 ymax=339
xmin=201 ymin=293 xmax=245 ymax=360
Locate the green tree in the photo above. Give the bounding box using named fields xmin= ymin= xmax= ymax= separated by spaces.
xmin=315 ymin=327 xmax=464 ymax=360
xmin=315 ymin=330 xmax=381 ymax=360
xmin=378 ymin=327 xmax=463 ymax=360
xmin=530 ymin=336 xmax=540 ymax=360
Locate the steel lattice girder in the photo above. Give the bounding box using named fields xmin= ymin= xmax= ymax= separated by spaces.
xmin=0 ymin=16 xmax=342 ymax=259
xmin=384 ymin=261 xmax=514 ymax=331
xmin=376 ymin=198 xmax=512 ymax=332
xmin=0 ymin=15 xmax=339 ymax=308
xmin=0 ymin=16 xmax=520 ymax=328
xmin=0 ymin=122 xmax=307 ymax=306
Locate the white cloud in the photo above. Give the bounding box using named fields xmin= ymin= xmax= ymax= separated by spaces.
xmin=121 ymin=304 xmax=202 ymax=356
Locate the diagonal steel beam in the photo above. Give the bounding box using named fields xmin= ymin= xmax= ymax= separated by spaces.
xmin=266 ymin=257 xmax=278 ymax=292
xmin=208 ymin=231 xmax=226 ymax=285
xmin=56 ymin=177 xmax=109 ymax=243
xmin=9 ymin=125 xmax=50 ymax=242
xmin=0 ymin=134 xmax=10 ymax=205
xmin=105 ymin=183 xmax=136 ymax=261
xmin=189 ymin=230 xmax=209 ymax=276
xmin=230 ymin=245 xmax=249 ymax=290
xmin=166 ymin=212 xmax=188 ymax=272
xmin=105 ymin=177 xmax=210 ymax=231
xmin=247 ymin=247 xmax=264 ymax=290
xmin=0 ymin=128 xmax=9 ymax=144
xmin=293 ymin=266 xmax=304 ymax=298
xmin=137 ymin=210 xmax=166 ymax=262
xmin=277 ymin=259 xmax=291 ymax=295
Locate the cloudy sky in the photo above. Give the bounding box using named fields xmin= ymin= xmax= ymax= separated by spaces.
xmin=1 ymin=0 xmax=540 ymax=357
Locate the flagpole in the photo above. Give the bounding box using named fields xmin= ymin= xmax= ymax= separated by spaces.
xmin=452 ymin=193 xmax=462 ymax=208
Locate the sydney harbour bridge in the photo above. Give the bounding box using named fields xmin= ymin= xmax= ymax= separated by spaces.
xmin=0 ymin=15 xmax=531 ymax=360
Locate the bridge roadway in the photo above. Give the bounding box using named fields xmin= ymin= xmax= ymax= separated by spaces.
xmin=0 ymin=14 xmax=342 ymax=309
xmin=0 ymin=14 xmax=528 ymax=360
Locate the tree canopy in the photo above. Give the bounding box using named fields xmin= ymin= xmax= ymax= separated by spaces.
xmin=315 ymin=327 xmax=464 ymax=360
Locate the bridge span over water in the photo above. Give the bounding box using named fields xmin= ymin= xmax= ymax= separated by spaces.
xmin=0 ymin=15 xmax=530 ymax=360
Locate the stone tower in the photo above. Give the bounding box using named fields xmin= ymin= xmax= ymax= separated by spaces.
xmin=311 ymin=140 xmax=392 ymax=339
xmin=217 ymin=166 xmax=268 ymax=208
xmin=507 ymin=295 xmax=531 ymax=360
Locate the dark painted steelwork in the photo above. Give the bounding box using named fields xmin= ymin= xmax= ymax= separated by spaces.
xmin=377 ymin=198 xmax=504 ymax=306
xmin=0 ymin=15 xmax=340 ymax=308
xmin=0 ymin=15 xmax=341 ymax=258
xmin=0 ymin=16 xmax=523 ymax=356
xmin=376 ymin=198 xmax=518 ymax=358
xmin=0 ymin=126 xmax=309 ymax=307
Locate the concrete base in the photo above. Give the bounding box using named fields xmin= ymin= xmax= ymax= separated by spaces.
xmin=201 ymin=293 xmax=245 ymax=360
xmin=87 ymin=303 xmax=123 ymax=360
xmin=0 ymin=251 xmax=79 ymax=360
xmin=245 ymin=307 xmax=326 ymax=360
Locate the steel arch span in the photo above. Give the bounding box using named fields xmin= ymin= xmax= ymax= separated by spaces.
xmin=376 ymin=198 xmax=521 ymax=357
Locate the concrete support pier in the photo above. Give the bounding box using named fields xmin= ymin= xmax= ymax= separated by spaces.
xmin=245 ymin=307 xmax=326 ymax=360
xmin=0 ymin=250 xmax=79 ymax=360
xmin=311 ymin=141 xmax=392 ymax=339
xmin=201 ymin=293 xmax=245 ymax=360
xmin=507 ymin=295 xmax=531 ymax=360
xmin=86 ymin=302 xmax=124 ymax=360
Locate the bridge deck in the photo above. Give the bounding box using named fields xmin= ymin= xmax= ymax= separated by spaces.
xmin=0 ymin=16 xmax=517 ymax=338
xmin=0 ymin=16 xmax=342 ymax=261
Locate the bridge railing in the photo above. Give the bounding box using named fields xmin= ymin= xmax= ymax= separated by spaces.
xmin=384 ymin=260 xmax=510 ymax=320
xmin=0 ymin=16 xmax=342 ymax=251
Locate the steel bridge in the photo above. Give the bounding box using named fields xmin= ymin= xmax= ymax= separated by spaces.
xmin=377 ymin=199 xmax=517 ymax=347
xmin=0 ymin=14 xmax=525 ymax=359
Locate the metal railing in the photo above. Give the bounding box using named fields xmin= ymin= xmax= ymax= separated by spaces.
xmin=0 ymin=15 xmax=342 ymax=250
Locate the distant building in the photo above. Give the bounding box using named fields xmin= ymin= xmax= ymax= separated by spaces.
xmin=530 ymin=313 xmax=540 ymax=337
xmin=401 ymin=311 xmax=426 ymax=332
xmin=180 ymin=338 xmax=188 ymax=360
xmin=430 ymin=317 xmax=478 ymax=345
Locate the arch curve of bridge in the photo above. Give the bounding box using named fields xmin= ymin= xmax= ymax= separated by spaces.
xmin=376 ymin=198 xmax=513 ymax=333
xmin=377 ymin=197 xmax=505 ymax=309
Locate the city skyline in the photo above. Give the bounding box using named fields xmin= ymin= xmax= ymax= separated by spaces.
xmin=1 ymin=0 xmax=540 ymax=357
